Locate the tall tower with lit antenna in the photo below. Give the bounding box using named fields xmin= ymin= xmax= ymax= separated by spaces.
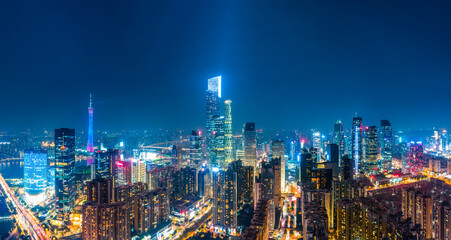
xmin=87 ymin=94 xmax=94 ymax=164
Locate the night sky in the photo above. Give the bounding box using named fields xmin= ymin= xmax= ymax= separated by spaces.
xmin=1 ymin=1 xmax=450 ymax=133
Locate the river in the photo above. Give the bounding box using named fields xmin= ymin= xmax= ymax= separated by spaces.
xmin=0 ymin=161 xmax=23 ymax=237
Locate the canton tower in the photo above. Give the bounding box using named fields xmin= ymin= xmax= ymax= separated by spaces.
xmin=87 ymin=94 xmax=94 ymax=164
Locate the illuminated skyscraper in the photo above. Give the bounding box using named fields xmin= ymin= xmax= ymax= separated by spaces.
xmin=206 ymin=76 xmax=222 ymax=166
xmin=224 ymin=100 xmax=233 ymax=164
xmin=441 ymin=129 xmax=448 ymax=152
xmin=243 ymin=122 xmax=257 ymax=170
xmin=333 ymin=120 xmax=345 ymax=163
xmin=24 ymin=148 xmax=47 ymax=205
xmin=55 ymin=128 xmax=76 ymax=223
xmin=364 ymin=126 xmax=378 ymax=173
xmin=210 ymin=115 xmax=225 ymax=167
xmin=312 ymin=131 xmax=322 ymax=153
xmin=271 ymin=140 xmax=285 ymax=193
xmin=189 ymin=130 xmax=203 ymax=169
xmin=351 ymin=116 xmax=363 ymax=175
xmin=380 ymin=120 xmax=392 ymax=172
xmin=87 ymin=94 xmax=94 ymax=165
xmin=208 ymin=76 xmax=221 ymax=98
xmin=132 ymin=159 xmax=146 ymax=183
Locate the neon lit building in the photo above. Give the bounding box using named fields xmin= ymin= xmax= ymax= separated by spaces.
xmin=24 ymin=148 xmax=47 ymax=205
xmin=351 ymin=116 xmax=363 ymax=175
xmin=87 ymin=94 xmax=94 ymax=165
xmin=380 ymin=120 xmax=392 ymax=172
xmin=407 ymin=141 xmax=424 ymax=174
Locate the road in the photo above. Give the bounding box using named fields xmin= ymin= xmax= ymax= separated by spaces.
xmin=0 ymin=173 xmax=49 ymax=240
xmin=171 ymin=205 xmax=212 ymax=240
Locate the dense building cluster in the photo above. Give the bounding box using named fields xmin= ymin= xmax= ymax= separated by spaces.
xmin=1 ymin=76 xmax=451 ymax=240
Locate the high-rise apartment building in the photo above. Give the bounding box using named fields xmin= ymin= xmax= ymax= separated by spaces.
xmin=131 ymin=159 xmax=146 ymax=183
xmin=134 ymin=188 xmax=170 ymax=235
xmin=212 ymin=166 xmax=237 ymax=232
xmin=86 ymin=177 xmax=114 ymax=205
xmin=82 ymin=201 xmax=130 ymax=240
xmin=229 ymin=160 xmax=253 ymax=207
xmin=171 ymin=167 xmax=197 ymax=202
xmin=55 ymin=128 xmax=76 ymax=223
xmin=272 ymin=140 xmax=285 ymax=193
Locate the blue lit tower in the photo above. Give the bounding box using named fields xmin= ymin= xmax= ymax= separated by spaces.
xmin=381 ymin=120 xmax=392 ymax=172
xmin=55 ymin=128 xmax=76 ymax=224
xmin=206 ymin=76 xmax=222 ymax=167
xmin=351 ymin=116 xmax=363 ymax=175
xmin=24 ymin=149 xmax=47 ymax=205
xmin=333 ymin=120 xmax=345 ymax=164
xmin=87 ymin=94 xmax=94 ymax=165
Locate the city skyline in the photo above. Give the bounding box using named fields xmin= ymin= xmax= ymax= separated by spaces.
xmin=2 ymin=1 xmax=451 ymax=240
xmin=0 ymin=1 xmax=450 ymax=132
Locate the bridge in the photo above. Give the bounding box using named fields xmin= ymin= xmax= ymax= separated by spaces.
xmin=0 ymin=158 xmax=22 ymax=163
xmin=0 ymin=216 xmax=13 ymax=222
xmin=0 ymin=173 xmax=49 ymax=240
xmin=141 ymin=139 xmax=190 ymax=151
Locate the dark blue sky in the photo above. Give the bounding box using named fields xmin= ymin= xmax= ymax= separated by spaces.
xmin=0 ymin=0 xmax=450 ymax=133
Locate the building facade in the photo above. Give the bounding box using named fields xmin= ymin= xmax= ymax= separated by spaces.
xmin=55 ymin=128 xmax=76 ymax=223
